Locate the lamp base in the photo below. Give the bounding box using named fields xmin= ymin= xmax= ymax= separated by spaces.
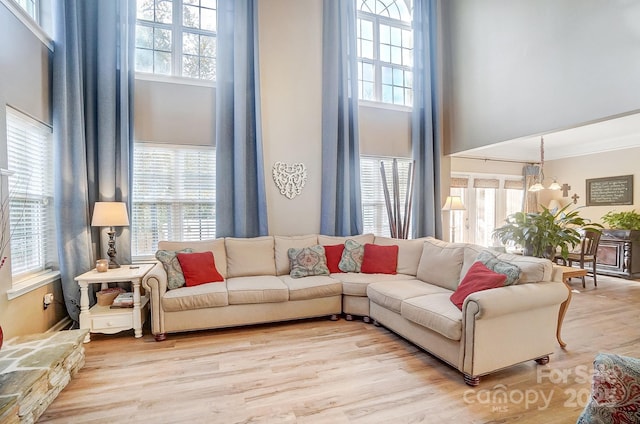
xmin=106 ymin=228 xmax=120 ymax=269
xmin=108 ymin=257 xmax=121 ymax=269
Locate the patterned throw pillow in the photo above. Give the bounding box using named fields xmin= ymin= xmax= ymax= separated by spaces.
xmin=476 ymin=250 xmax=521 ymax=285
xmin=338 ymin=239 xmax=365 ymax=273
xmin=288 ymin=245 xmax=330 ymax=279
xmin=577 ymin=353 xmax=640 ymax=424
xmin=155 ymin=248 xmax=194 ymax=289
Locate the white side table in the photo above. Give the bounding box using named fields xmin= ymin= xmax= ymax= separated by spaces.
xmin=74 ymin=263 xmax=154 ymax=343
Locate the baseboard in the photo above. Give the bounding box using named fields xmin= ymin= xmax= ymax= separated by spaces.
xmin=46 ymin=317 xmax=73 ymax=333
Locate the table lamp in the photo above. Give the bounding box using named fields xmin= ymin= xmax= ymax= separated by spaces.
xmin=442 ymin=196 xmax=466 ymax=243
xmin=91 ymin=202 xmax=129 ymax=269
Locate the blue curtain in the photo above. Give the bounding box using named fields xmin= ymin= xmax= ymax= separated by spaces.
xmin=320 ymin=0 xmax=362 ymax=237
xmin=52 ymin=0 xmax=135 ymax=323
xmin=215 ymin=0 xmax=268 ymax=238
xmin=411 ymin=0 xmax=442 ymax=239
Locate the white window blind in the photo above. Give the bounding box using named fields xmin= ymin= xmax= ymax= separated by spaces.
xmin=132 ymin=143 xmax=216 ymax=258
xmin=360 ymin=155 xmax=413 ymax=237
xmin=6 ymin=106 xmax=56 ymax=281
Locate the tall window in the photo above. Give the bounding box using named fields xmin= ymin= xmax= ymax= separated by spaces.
xmin=356 ymin=0 xmax=413 ymax=106
xmin=135 ymin=0 xmax=217 ymax=81
xmin=132 ymin=143 xmax=216 ymax=258
xmin=361 ymin=156 xmax=413 ymax=237
xmin=450 ymin=174 xmax=524 ymax=246
xmin=13 ymin=0 xmax=38 ymax=21
xmin=6 ymin=107 xmax=57 ymax=281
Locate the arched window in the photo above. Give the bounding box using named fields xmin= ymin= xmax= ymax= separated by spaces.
xmin=356 ymin=0 xmax=413 ymax=106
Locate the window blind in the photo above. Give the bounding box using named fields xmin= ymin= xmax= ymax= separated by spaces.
xmin=132 ymin=143 xmax=216 ymax=258
xmin=6 ymin=106 xmax=56 ymax=280
xmin=360 ymin=156 xmax=413 ymax=237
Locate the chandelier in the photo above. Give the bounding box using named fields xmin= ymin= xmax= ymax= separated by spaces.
xmin=529 ymin=137 xmax=561 ymax=192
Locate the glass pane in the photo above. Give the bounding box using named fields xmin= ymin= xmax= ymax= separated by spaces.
xmin=391 ymin=46 xmax=401 ymax=64
xmin=157 ymin=0 xmax=173 ymax=24
xmin=402 ymin=29 xmax=412 ymax=48
xmin=362 ymin=41 xmax=374 ymax=59
xmin=475 ymin=188 xmax=496 ymax=247
xmin=380 ymin=44 xmax=390 ymax=62
xmin=405 ymin=71 xmax=412 ymax=88
xmin=183 ymin=0 xmax=198 ymax=4
xmin=390 ymin=27 xmax=401 ymax=46
xmin=182 ymin=54 xmax=199 ymax=78
xmin=200 ymin=57 xmax=216 ymax=80
xmin=393 ymin=86 xmax=403 ymax=104
xmin=381 ymin=66 xmax=392 ymax=84
xmin=201 ymin=8 xmax=216 ymax=31
xmin=202 ymin=0 xmax=217 ymax=8
xmin=155 ymin=51 xmax=172 ymax=74
xmin=361 ymin=20 xmax=373 ymax=40
xmin=382 ymin=84 xmax=392 ymax=103
xmin=137 ymin=0 xmax=155 ymax=21
xmin=404 ymin=88 xmax=412 ymax=106
xmin=393 ymin=68 xmax=403 ymax=85
xmin=136 ymin=25 xmax=153 ymax=49
xmin=183 ymin=32 xmax=199 ymax=55
xmin=403 ymin=48 xmax=413 ymax=67
xmin=201 ymin=35 xmax=216 ymax=58
xmin=363 ymin=82 xmax=375 ymax=100
xmin=136 ymin=49 xmax=153 ymax=73
xmin=362 ymin=62 xmax=374 ymax=81
xmin=154 ymin=28 xmax=172 ymax=51
xmin=380 ymin=24 xmax=390 ymax=44
xmin=183 ymin=4 xmax=199 ymax=28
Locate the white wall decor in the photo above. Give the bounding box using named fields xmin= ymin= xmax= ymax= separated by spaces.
xmin=272 ymin=162 xmax=307 ymax=200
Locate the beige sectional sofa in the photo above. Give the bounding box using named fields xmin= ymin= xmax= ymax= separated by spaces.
xmin=141 ymin=234 xmax=569 ymax=385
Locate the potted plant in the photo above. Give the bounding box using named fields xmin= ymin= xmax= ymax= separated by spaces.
xmin=601 ymin=210 xmax=640 ymax=230
xmin=493 ymin=204 xmax=603 ymax=260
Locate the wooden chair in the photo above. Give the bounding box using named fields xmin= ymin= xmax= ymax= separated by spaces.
xmin=555 ymin=230 xmax=601 ymax=288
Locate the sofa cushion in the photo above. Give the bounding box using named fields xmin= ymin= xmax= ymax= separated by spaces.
xmin=226 ymin=276 xmax=289 ymax=304
xmin=177 ymin=251 xmax=225 ymax=287
xmin=475 ymin=250 xmax=521 ymax=286
xmin=288 ymin=245 xmax=330 ymax=278
xmin=361 ymin=244 xmax=398 ymax=274
xmin=225 ymin=236 xmax=276 ymax=278
xmin=158 ymin=239 xmax=227 ymax=278
xmin=318 ymin=233 xmax=374 ymax=246
xmin=333 ymin=273 xmax=414 ymax=296
xmin=161 ymin=282 xmax=229 ymax=312
xmin=339 ymin=239 xmax=365 ymax=272
xmin=324 ymin=244 xmax=345 ymax=273
xmin=450 ymin=261 xmax=507 ymax=309
xmin=279 ymin=275 xmax=343 ymax=300
xmin=274 ymin=234 xmax=318 ymax=276
xmin=401 ymin=293 xmax=463 ymax=341
xmin=367 ymin=279 xmax=451 ymax=314
xmin=373 ymin=236 xmax=428 ymax=276
xmin=416 ymin=238 xmax=465 ymax=291
xmin=491 ymin=252 xmax=553 ymax=283
xmin=577 ymin=353 xmax=640 ymax=424
xmin=155 ymin=248 xmax=193 ymax=290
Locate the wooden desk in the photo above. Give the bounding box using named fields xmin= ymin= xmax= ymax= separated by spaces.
xmin=554 ymin=265 xmax=588 ymax=348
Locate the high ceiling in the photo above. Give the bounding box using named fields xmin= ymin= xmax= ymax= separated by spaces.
xmin=450 ymin=112 xmax=640 ymax=163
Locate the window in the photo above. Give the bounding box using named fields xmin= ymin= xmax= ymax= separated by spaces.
xmin=6 ymin=106 xmax=57 ymax=281
xmin=450 ymin=174 xmax=524 ymax=246
xmin=135 ymin=0 xmax=217 ymax=81
xmin=132 ymin=143 xmax=216 ymax=258
xmin=360 ymin=155 xmax=413 ymax=237
xmin=13 ymin=0 xmax=38 ymax=22
xmin=356 ymin=0 xmax=413 ymax=106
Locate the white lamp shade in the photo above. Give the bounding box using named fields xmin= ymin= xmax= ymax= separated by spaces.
xmin=548 ymin=179 xmax=562 ymax=190
xmin=91 ymin=202 xmax=130 ymax=227
xmin=528 ymin=182 xmax=544 ymax=192
xmin=442 ymin=196 xmax=466 ymax=211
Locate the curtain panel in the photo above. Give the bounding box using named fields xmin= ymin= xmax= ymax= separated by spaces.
xmin=523 ymin=165 xmax=540 ymax=213
xmin=215 ymin=0 xmax=268 ymax=238
xmin=411 ymin=0 xmax=442 ymax=239
xmin=52 ymin=0 xmax=135 ymax=323
xmin=320 ymin=0 xmax=363 ymax=236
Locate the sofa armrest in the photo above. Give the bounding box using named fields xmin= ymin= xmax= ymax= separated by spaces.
xmin=142 ymin=262 xmax=167 ymax=336
xmin=462 ymin=281 xmax=568 ymax=319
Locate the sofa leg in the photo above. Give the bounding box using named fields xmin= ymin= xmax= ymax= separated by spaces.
xmin=373 ymin=320 xmax=381 ymax=327
xmin=363 ymin=316 xmax=371 ymax=324
xmin=154 ymin=333 xmax=167 ymax=342
xmin=535 ymin=356 xmax=550 ymax=365
xmin=464 ymin=374 xmax=480 ymax=386
xmin=329 ymin=314 xmax=339 ymax=321
xmin=345 ymin=314 xmax=353 ymax=321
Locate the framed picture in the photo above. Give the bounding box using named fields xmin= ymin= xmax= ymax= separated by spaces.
xmin=586 ymin=175 xmax=633 ymax=206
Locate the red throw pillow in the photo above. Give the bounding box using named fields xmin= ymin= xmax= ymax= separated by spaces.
xmin=450 ymin=261 xmax=507 ymax=310
xmin=176 ymin=251 xmax=224 ymax=287
xmin=361 ymin=243 xmax=399 ymax=274
xmin=324 ymin=244 xmax=345 ymax=273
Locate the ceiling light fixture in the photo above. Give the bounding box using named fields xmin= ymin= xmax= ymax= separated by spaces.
xmin=529 ymin=137 xmax=562 ymax=192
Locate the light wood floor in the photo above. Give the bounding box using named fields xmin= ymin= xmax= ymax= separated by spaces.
xmin=39 ymin=274 xmax=640 ymax=424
